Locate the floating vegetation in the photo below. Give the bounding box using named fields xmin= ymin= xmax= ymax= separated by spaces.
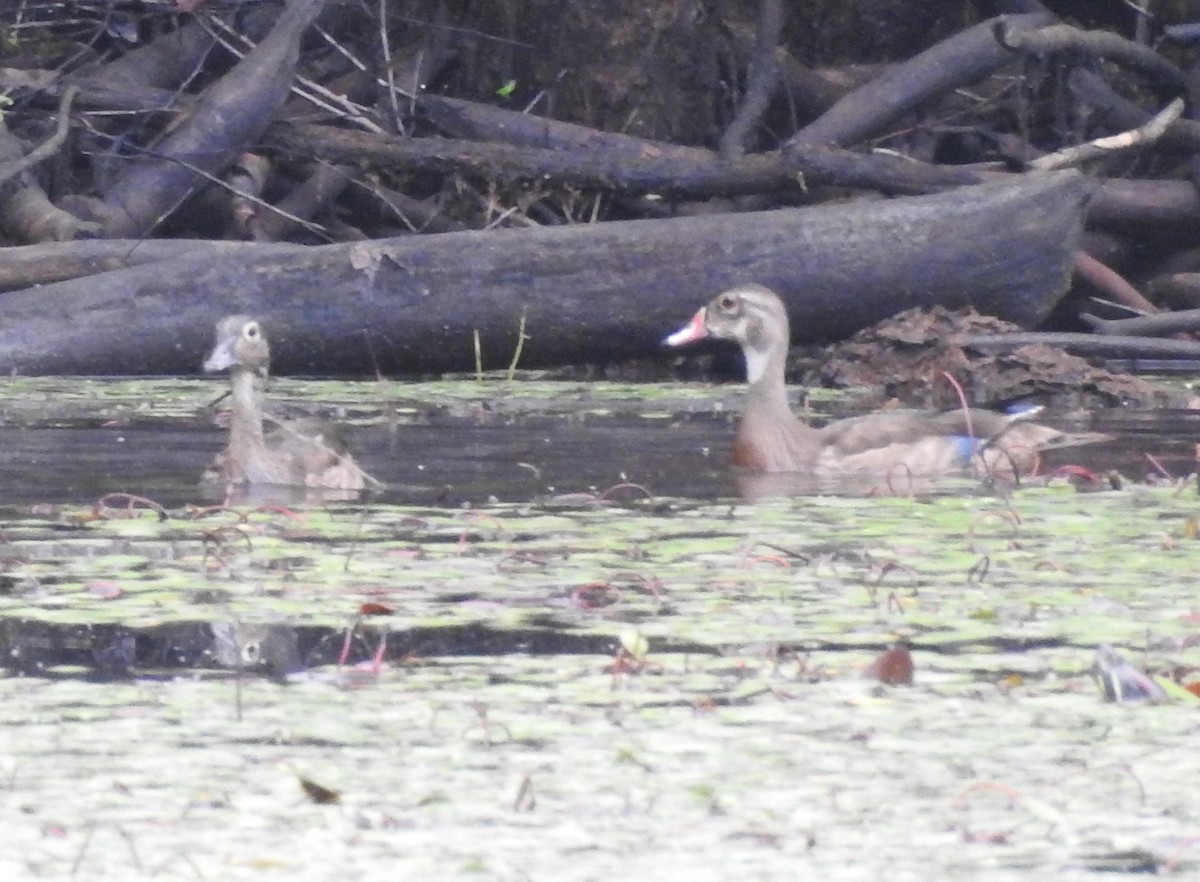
xmin=0 ymin=481 xmax=1197 ymax=675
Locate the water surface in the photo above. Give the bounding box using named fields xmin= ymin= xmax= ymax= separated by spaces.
xmin=0 ymin=376 xmax=1196 ymax=507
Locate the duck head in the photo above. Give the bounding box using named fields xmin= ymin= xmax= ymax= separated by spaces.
xmin=665 ymin=283 xmax=791 ymax=384
xmin=204 ymin=315 xmax=270 ymax=377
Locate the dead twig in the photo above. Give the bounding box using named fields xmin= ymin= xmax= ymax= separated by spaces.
xmin=1029 ymin=98 xmax=1184 ymax=171
xmin=0 ymin=85 xmax=78 ymax=186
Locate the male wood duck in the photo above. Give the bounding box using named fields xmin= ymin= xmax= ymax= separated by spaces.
xmin=665 ymin=283 xmax=1086 ymax=477
xmin=203 ymin=315 xmax=374 ymax=491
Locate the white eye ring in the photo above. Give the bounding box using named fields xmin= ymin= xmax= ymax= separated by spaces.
xmin=244 ymin=322 xmax=260 ymax=339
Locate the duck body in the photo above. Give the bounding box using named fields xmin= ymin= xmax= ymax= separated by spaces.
xmin=666 ymin=284 xmax=1077 ymax=477
xmin=203 ymin=315 xmax=372 ymax=491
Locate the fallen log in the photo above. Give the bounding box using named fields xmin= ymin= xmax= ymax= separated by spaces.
xmin=419 ymin=95 xmax=705 ymax=158
xmin=1081 ymin=308 xmax=1200 ymax=337
xmin=787 ymin=12 xmax=1053 ymax=147
xmin=84 ymin=0 xmax=325 ymax=238
xmin=966 ymin=332 xmax=1200 ymax=359
xmin=0 ymin=171 xmax=1087 ymax=375
xmin=0 ymin=240 xmax=300 ymax=291
xmin=270 ymin=119 xmax=984 ymax=199
xmin=1087 ymin=178 xmax=1200 ymax=225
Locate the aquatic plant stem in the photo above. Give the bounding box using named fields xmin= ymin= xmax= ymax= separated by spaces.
xmin=507 ymin=307 xmax=529 ymax=381
xmin=473 ymin=329 xmax=483 ymax=382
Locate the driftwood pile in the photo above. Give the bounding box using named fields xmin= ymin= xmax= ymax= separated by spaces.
xmin=1 ymin=0 xmax=1200 ymax=374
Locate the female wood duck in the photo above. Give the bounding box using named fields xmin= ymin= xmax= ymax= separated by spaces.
xmin=203 ymin=315 xmax=374 ymax=491
xmin=665 ymin=284 xmax=1081 ymax=477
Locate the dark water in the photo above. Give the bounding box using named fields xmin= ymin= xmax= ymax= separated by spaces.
xmin=0 ymin=415 xmax=735 ymax=508
xmin=0 ymin=407 xmax=1198 ymax=508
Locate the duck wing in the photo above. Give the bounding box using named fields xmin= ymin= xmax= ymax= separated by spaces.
xmin=263 ymin=416 xmax=376 ymax=490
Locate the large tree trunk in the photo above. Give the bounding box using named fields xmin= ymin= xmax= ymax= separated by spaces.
xmin=0 ymin=171 xmax=1087 ymax=375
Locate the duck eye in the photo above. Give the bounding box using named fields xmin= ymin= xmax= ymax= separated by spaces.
xmin=244 ymin=323 xmax=259 ymax=339
xmin=717 ymin=294 xmax=737 ymax=311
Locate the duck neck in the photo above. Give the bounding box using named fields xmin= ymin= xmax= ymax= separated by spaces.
xmin=228 ymin=367 xmax=267 ymax=451
xmin=743 ymin=343 xmax=800 ymax=424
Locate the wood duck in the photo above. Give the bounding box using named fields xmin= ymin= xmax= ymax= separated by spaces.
xmin=202 ymin=315 xmax=374 ymax=491
xmin=665 ymin=283 xmax=1085 ymax=477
